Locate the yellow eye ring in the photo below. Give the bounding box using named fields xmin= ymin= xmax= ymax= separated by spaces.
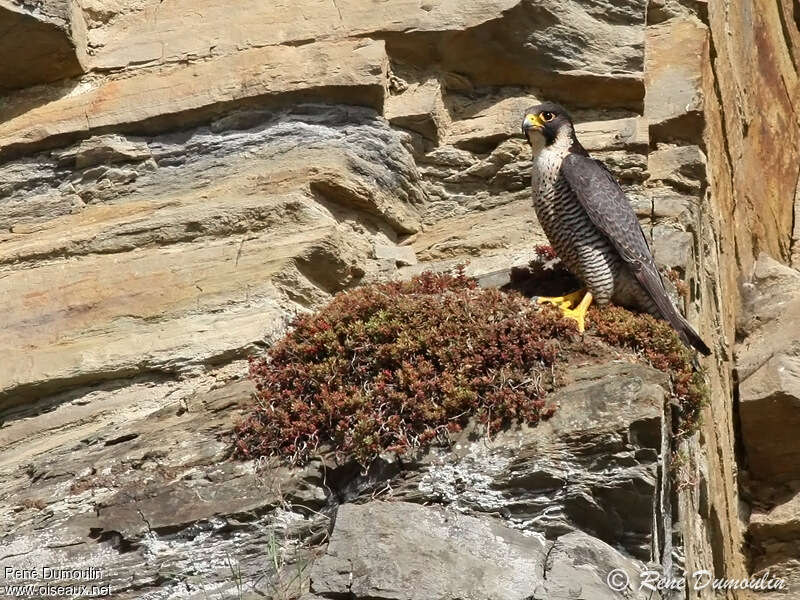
xmin=541 ymin=111 xmax=555 ymax=122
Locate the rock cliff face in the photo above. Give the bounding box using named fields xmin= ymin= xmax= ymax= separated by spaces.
xmin=736 ymin=255 xmax=800 ymax=594
xmin=1 ymin=1 xmax=798 ymax=599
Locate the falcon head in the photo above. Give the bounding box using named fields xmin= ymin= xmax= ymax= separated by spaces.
xmin=521 ymin=102 xmax=574 ymax=150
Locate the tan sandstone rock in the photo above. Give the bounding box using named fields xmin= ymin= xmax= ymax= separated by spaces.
xmin=0 ymin=0 xmax=86 ymax=89
xmin=704 ymin=0 xmax=800 ymax=273
xmin=385 ymin=77 xmax=450 ymax=142
xmin=645 ymin=17 xmax=707 ymax=142
xmin=0 ymin=39 xmax=389 ymax=156
xmin=737 ymin=255 xmax=800 ymax=484
xmin=82 ymin=0 xmax=521 ymax=71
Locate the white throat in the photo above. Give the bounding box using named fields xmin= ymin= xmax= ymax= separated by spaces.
xmin=529 ymin=131 xmax=546 ymax=157
xmin=530 ymin=124 xmax=575 ymax=188
xmin=529 ymin=124 xmax=574 ymax=160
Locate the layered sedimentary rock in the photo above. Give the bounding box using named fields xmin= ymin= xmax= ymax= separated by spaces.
xmin=0 ymin=39 xmax=390 ymax=157
xmin=0 ymin=360 xmax=666 ymax=600
xmin=0 ymin=107 xmax=423 ymax=405
xmin=3 ymin=0 xmax=798 ymax=598
xmin=702 ymin=4 xmax=800 ymax=596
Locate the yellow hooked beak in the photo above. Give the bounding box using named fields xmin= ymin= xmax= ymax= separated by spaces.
xmin=522 ymin=113 xmax=544 ymax=135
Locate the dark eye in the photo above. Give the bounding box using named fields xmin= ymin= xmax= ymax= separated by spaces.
xmin=541 ymin=111 xmax=555 ymax=122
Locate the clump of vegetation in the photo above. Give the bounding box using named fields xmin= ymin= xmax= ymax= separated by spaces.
xmin=663 ymin=267 xmax=690 ymax=300
xmin=234 ymin=270 xmax=707 ymax=465
xmin=235 ymin=270 xmax=576 ymax=464
xmin=17 ymin=498 xmax=46 ymax=511
xmin=534 ymin=244 xmax=559 ymax=262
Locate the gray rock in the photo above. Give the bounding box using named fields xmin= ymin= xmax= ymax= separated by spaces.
xmin=311 ymin=501 xmax=549 ymax=600
xmin=577 ymin=117 xmax=649 ymax=152
xmin=384 ymin=1 xmax=647 ymax=109
xmin=650 ymin=188 xmax=697 ymax=226
xmin=544 ymin=531 xmax=653 ymax=600
xmin=393 ymin=363 xmax=667 ymax=561
xmin=54 ymin=135 xmax=153 ymax=169
xmin=0 ymin=379 xmax=329 ymax=598
xmin=645 ymin=18 xmax=707 ymax=143
xmin=651 ymin=225 xmax=694 ymax=273
xmin=739 ymin=353 xmax=800 ymax=484
xmin=737 ymin=255 xmax=800 ymax=485
xmin=748 ymin=490 xmax=800 ymax=594
xmin=311 ymin=502 xmax=656 ymax=600
xmin=0 ymin=349 xmax=674 ymax=600
xmin=736 ymin=255 xmax=800 ymax=598
xmin=647 ymin=144 xmax=707 ymax=194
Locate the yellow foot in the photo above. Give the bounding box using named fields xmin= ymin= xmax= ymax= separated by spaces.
xmin=535 ymin=288 xmax=587 ymax=310
xmin=559 ymin=291 xmax=594 ymax=332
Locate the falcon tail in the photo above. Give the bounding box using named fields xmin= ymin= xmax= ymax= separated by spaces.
xmin=630 ymin=268 xmax=711 ymax=356
xmin=672 ymin=312 xmax=711 ymax=356
xmin=654 ymin=293 xmax=711 ymax=356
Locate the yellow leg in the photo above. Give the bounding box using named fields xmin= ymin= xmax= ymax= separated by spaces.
xmin=561 ymin=291 xmax=593 ymax=332
xmin=536 ymin=288 xmax=587 ymax=310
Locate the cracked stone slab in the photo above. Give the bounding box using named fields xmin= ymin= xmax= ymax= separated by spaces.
xmin=0 ymin=379 xmax=329 ymax=599
xmin=310 ymin=502 xmax=654 ymax=600
xmin=310 ymin=501 xmax=549 ymax=600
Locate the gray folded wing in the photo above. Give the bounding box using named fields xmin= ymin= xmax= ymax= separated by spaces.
xmin=560 ymin=152 xmax=710 ymax=355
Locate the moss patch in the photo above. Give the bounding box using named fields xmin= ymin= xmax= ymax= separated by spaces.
xmin=234 ymin=271 xmax=707 ymax=465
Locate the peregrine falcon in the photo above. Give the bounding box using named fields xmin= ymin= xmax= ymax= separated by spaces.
xmin=522 ymin=102 xmax=710 ymax=355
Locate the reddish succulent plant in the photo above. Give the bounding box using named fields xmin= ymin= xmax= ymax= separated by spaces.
xmin=234 ymin=270 xmax=706 ymax=465
xmin=590 ymin=304 xmax=707 ymax=427
xmin=235 ymin=270 xmax=575 ymax=464
xmin=534 ymin=244 xmax=559 ymax=262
